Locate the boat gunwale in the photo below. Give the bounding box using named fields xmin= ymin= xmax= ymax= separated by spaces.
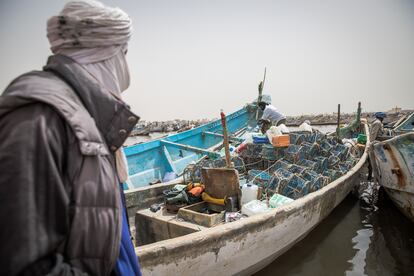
xmin=133 ymin=124 xmax=370 ymax=259
xmin=124 ymin=107 xmax=249 ymax=155
xmin=373 ymin=131 xmax=414 ymax=146
xmin=393 ymin=112 xmax=414 ymax=132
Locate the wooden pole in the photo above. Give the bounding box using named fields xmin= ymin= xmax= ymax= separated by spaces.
xmin=336 ymin=104 xmax=341 ymax=140
xmin=220 ymin=110 xmax=232 ymax=168
xmin=258 ymin=67 xmax=266 ymax=103
xmin=256 ymin=68 xmax=267 ymax=120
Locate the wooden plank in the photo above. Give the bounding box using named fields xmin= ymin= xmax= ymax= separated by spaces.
xmin=162 ymin=146 xmax=178 ymax=174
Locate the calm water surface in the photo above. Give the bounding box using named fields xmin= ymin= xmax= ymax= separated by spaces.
xmin=255 ymin=193 xmax=414 ymax=276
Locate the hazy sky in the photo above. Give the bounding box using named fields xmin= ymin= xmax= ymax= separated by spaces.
xmin=1 ymin=0 xmax=413 ymax=120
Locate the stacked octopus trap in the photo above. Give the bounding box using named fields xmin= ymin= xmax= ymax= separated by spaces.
xmin=183 ymin=131 xmax=361 ymax=201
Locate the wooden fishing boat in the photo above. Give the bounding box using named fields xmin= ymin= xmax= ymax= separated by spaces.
xmin=371 ymin=115 xmax=414 ymax=222
xmin=124 ymin=102 xmax=369 ymax=275
xmin=124 ymin=104 xmax=257 ymax=189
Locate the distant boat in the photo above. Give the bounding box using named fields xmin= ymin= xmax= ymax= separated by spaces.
xmin=371 ymin=112 xmax=414 ymax=222
xmin=124 ymin=101 xmax=369 ymax=275
xmin=130 ymin=125 xmax=150 ymax=136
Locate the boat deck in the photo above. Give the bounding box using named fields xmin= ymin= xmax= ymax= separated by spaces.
xmin=135 ymin=207 xmax=208 ymax=246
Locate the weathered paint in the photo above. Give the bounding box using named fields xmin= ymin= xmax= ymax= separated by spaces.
xmin=394 ymin=112 xmax=414 ymax=133
xmin=129 ymin=125 xmax=369 ymax=276
xmin=372 ymin=132 xmax=414 ymax=222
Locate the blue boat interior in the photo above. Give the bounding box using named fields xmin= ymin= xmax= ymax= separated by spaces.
xmin=124 ymin=104 xmax=258 ymax=189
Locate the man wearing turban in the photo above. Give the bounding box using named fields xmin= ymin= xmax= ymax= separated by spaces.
xmin=0 ymin=0 xmax=141 ymax=275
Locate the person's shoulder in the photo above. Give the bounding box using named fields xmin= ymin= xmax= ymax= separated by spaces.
xmin=371 ymin=119 xmax=381 ymax=126
xmin=0 ymin=102 xmax=74 ymax=155
xmin=0 ymin=102 xmax=67 ymax=135
xmin=1 ymin=70 xmax=79 ymax=128
xmin=3 ymin=70 xmax=59 ymax=94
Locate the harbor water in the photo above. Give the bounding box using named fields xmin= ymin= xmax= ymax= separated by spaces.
xmin=125 ymin=125 xmax=414 ymax=275
xmin=254 ymin=192 xmax=414 ymax=276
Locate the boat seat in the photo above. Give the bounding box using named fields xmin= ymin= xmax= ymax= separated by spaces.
xmin=135 ymin=208 xmax=207 ymax=246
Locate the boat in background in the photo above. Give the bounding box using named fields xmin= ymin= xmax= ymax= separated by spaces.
xmin=124 ymin=103 xmax=258 ymax=189
xmin=130 ymin=125 xmax=151 ymax=136
xmin=371 ymin=115 xmax=414 ymax=222
xmin=391 ymin=112 xmax=414 ymax=134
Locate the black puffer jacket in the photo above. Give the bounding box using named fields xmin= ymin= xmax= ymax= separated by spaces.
xmin=0 ymin=55 xmax=139 ymax=275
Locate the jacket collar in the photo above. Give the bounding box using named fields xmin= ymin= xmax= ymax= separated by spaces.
xmin=44 ymin=54 xmax=139 ymax=152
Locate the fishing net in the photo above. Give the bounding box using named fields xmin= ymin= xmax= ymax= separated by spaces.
xmin=183 ymin=130 xmax=361 ymax=201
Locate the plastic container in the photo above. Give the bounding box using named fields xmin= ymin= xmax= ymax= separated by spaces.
xmin=241 ymin=183 xmax=259 ymax=205
xmin=271 ymin=134 xmax=290 ymax=147
xmin=235 ymin=143 xmax=247 ymax=153
xmin=242 ymin=132 xmax=260 ymax=144
xmin=298 ymin=122 xmax=313 ymax=132
xmin=269 ymin=193 xmax=294 ymax=208
xmin=357 ymin=134 xmax=367 ymax=145
xmin=278 ymin=124 xmax=290 ymax=134
xmin=253 ymin=135 xmax=270 ymax=144
xmin=241 ymin=200 xmax=270 ymax=216
xmin=266 ymin=126 xmax=282 ymax=141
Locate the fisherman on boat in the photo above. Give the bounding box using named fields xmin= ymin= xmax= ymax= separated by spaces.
xmin=367 ymin=111 xmax=387 ymax=181
xmin=258 ymin=95 xmax=287 ymax=133
xmin=0 ymin=0 xmax=141 ymax=275
xmin=369 ymin=112 xmax=387 ymax=141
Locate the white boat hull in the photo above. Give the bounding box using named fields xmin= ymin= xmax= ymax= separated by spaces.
xmin=131 ymin=127 xmax=369 ymax=275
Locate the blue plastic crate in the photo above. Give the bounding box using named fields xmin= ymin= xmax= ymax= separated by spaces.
xmin=253 ymin=135 xmax=270 ymax=144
